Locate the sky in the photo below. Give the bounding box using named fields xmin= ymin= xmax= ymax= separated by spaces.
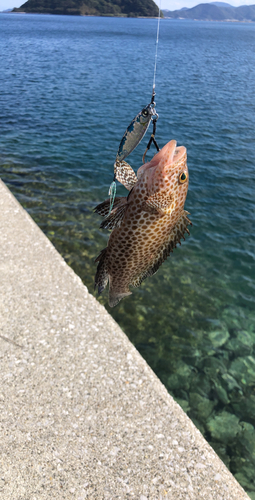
xmin=1 ymin=0 xmax=255 ymax=13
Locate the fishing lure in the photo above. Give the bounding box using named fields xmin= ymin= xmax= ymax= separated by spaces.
xmin=116 ymin=101 xmax=157 ymax=162
xmin=108 ymin=93 xmax=159 ymax=214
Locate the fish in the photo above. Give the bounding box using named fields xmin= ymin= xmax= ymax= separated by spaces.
xmin=116 ymin=103 xmax=157 ymax=162
xmin=94 ymin=139 xmax=192 ymax=308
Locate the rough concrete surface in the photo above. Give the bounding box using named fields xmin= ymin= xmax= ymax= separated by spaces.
xmin=0 ymin=179 xmax=250 ymax=500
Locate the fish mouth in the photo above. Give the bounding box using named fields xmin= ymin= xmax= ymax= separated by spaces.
xmin=137 ymin=140 xmax=186 ymax=178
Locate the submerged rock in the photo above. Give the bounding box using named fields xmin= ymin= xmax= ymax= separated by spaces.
xmin=234 ymin=468 xmax=255 ymax=493
xmin=212 ymin=380 xmax=229 ymax=405
xmin=201 ymin=356 xmax=227 ymax=377
xmin=167 ymin=361 xmax=194 ymax=391
xmin=209 ymin=441 xmax=230 ymax=467
xmin=238 ymin=422 xmax=255 ymax=464
xmin=221 ymin=373 xmax=242 ymax=392
xmin=206 ymin=411 xmax=241 ymax=443
xmin=208 ymin=327 xmax=230 ymax=348
xmin=231 ymin=395 xmax=255 ymax=425
xmin=226 ymin=331 xmax=253 ymax=356
xmin=191 ymin=417 xmax=205 ymax=435
xmin=175 ymin=398 xmax=190 ymax=413
xmin=230 ymin=356 xmax=255 ymax=387
xmin=189 ymin=373 xmax=212 ymax=398
xmin=189 ymin=392 xmax=216 ymax=422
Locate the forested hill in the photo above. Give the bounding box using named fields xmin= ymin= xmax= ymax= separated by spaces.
xmin=13 ymin=0 xmax=159 ymax=16
xmin=162 ymin=3 xmax=255 ymax=21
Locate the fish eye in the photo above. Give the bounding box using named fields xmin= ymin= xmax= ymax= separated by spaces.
xmin=142 ymin=109 xmax=148 ymax=117
xmin=179 ymin=172 xmax=187 ymax=183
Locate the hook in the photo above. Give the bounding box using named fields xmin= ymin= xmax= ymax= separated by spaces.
xmin=142 ymin=117 xmax=160 ymax=164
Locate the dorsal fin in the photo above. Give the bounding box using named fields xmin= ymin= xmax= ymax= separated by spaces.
xmin=94 ymin=248 xmax=109 ymax=295
xmin=131 ymin=211 xmax=192 ymax=288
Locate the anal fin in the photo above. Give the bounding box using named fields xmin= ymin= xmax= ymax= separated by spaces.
xmin=94 ymin=248 xmax=109 ymax=295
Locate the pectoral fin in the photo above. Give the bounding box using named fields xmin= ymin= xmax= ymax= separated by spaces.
xmin=94 ymin=197 xmax=126 ymax=217
xmin=94 ymin=196 xmax=128 ymax=230
xmin=100 ymin=200 xmax=128 ymax=230
xmin=142 ymin=190 xmax=174 ymax=216
xmin=114 ymin=160 xmax=138 ymax=191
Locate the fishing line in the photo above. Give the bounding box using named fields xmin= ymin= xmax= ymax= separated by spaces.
xmin=152 ymin=0 xmax=162 ymax=93
xmin=142 ymin=2 xmax=162 ymax=162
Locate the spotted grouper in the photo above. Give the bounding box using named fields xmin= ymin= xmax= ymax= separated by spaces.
xmin=94 ymin=139 xmax=192 ymax=307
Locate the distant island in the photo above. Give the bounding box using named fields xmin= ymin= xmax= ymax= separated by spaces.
xmin=162 ymin=2 xmax=255 ymax=21
xmin=10 ymin=0 xmax=255 ymax=20
xmin=12 ymin=0 xmax=159 ymax=17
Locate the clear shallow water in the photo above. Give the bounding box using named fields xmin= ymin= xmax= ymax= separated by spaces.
xmin=1 ymin=14 xmax=255 ymax=495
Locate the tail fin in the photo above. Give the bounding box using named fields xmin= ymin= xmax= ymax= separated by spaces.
xmin=108 ymin=290 xmax=132 ymax=308
xmin=94 ymin=248 xmax=109 ymax=295
xmin=108 ymin=279 xmax=132 ymax=307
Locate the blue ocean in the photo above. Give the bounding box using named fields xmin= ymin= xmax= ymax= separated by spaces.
xmin=0 ymin=13 xmax=255 ymax=495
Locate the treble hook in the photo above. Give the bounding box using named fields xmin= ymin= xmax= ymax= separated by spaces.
xmin=142 ymin=114 xmax=160 ymax=164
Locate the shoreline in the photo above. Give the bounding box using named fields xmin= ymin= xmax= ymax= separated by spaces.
xmin=3 ymin=12 xmax=254 ymax=22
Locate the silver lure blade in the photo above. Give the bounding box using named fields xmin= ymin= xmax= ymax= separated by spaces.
xmin=116 ymin=103 xmax=155 ymax=162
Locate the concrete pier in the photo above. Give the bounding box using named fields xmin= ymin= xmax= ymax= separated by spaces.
xmin=0 ymin=179 xmax=249 ymax=500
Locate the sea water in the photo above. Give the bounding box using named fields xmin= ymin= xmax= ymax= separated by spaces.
xmin=0 ymin=13 xmax=255 ymax=496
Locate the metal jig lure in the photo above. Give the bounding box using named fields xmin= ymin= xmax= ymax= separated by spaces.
xmin=116 ymin=91 xmax=158 ymax=163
